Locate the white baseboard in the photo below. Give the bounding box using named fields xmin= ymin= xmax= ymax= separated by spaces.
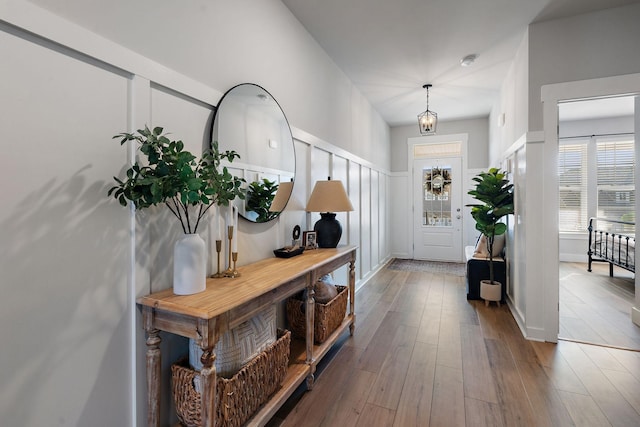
xmin=559 ymin=254 xmax=588 ymax=263
xmin=506 ymin=297 xmax=548 ymax=342
xmin=391 ymin=251 xmax=411 ymax=259
xmin=355 ymin=256 xmax=392 ymax=293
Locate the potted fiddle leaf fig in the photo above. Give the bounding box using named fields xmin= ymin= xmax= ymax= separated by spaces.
xmin=467 ymin=167 xmax=514 ymax=305
xmin=108 ymin=126 xmax=245 ymax=294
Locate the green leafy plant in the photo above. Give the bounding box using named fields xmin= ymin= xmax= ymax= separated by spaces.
xmin=467 ymin=167 xmax=514 ymax=285
xmin=108 ymin=126 xmax=245 ymax=233
xmin=246 ymin=178 xmax=279 ymax=223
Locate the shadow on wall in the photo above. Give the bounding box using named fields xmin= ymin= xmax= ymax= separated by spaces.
xmin=0 ymin=166 xmax=131 ymax=426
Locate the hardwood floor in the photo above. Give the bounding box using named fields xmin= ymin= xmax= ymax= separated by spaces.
xmin=560 ymin=261 xmax=640 ymax=350
xmin=268 ymin=264 xmax=640 ymax=427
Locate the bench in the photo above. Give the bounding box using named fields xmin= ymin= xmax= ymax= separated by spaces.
xmin=465 ymin=235 xmax=506 ymax=302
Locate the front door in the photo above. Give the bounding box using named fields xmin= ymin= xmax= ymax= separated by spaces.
xmin=413 ymin=157 xmax=463 ymax=261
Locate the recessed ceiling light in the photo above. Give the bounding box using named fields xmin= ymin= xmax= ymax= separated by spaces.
xmin=460 ymin=54 xmax=477 ymax=67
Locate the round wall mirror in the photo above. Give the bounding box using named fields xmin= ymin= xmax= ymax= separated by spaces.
xmin=211 ymin=84 xmax=295 ymax=223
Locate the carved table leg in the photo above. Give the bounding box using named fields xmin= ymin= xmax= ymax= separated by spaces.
xmin=200 ymin=348 xmax=217 ymax=427
xmin=349 ymin=258 xmax=356 ymax=336
xmin=145 ymin=329 xmax=161 ymax=427
xmin=306 ymin=283 xmax=315 ymax=389
xmin=306 ymin=367 xmax=316 ymax=390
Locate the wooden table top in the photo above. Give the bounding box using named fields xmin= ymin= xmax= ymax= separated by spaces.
xmin=137 ymin=246 xmax=356 ymax=320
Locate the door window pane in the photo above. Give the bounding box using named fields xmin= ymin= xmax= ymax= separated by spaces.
xmin=423 ymin=166 xmax=452 ymax=226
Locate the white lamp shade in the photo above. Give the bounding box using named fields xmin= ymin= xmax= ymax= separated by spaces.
xmin=305 ymin=179 xmax=354 ymax=213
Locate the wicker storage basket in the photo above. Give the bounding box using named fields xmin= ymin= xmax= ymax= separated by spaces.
xmin=172 ymin=329 xmax=290 ymax=427
xmin=286 ymin=285 xmax=348 ymax=344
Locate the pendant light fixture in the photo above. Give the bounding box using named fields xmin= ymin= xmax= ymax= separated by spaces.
xmin=417 ymin=84 xmax=438 ymax=135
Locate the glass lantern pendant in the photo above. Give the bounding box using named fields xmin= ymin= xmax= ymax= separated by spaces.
xmin=418 ymin=84 xmax=438 ymax=135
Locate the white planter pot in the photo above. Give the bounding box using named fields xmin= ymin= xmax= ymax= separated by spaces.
xmin=173 ymin=233 xmax=206 ymax=295
xmin=480 ymin=280 xmax=502 ymax=306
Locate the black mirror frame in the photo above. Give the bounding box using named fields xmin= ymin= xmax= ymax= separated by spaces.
xmin=210 ymin=83 xmax=296 ymax=223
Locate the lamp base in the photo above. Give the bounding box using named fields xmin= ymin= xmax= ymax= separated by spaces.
xmin=313 ymin=213 xmax=342 ymax=248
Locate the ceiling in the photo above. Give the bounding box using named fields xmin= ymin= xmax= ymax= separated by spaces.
xmin=281 ymin=0 xmax=640 ymax=127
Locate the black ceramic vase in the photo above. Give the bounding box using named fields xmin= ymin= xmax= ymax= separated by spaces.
xmin=313 ymin=213 xmax=342 ymax=248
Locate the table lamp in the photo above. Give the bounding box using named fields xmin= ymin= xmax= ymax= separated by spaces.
xmin=305 ymin=177 xmax=354 ymax=248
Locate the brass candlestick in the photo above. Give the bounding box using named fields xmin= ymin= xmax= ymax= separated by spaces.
xmin=223 ymin=225 xmax=234 ymax=277
xmin=211 ymin=240 xmax=224 ymax=278
xmin=231 ymin=252 xmax=240 ymax=278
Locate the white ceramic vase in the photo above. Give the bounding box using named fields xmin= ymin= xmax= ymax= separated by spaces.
xmin=173 ymin=233 xmax=206 ymax=295
xmin=480 ymin=280 xmax=502 ymax=306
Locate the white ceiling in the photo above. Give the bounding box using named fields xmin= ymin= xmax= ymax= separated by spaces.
xmin=281 ymin=0 xmax=640 ymax=127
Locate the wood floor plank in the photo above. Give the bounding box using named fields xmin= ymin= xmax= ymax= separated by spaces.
xmin=560 ymin=262 xmax=640 ymax=349
xmin=557 ymin=341 xmax=640 ymax=426
xmin=558 ymin=390 xmax=612 ymax=427
xmin=484 ymin=338 xmax=536 ymax=426
xmin=367 ymin=324 xmax=418 ymax=410
xmin=475 ymin=301 xmax=503 ymax=340
xmin=347 ymin=299 xmax=394 ymax=350
xmin=354 ymin=403 xmax=396 ymax=427
xmin=601 ymin=368 xmax=640 ymax=416
xmin=565 ymin=302 xmax=639 ymax=348
xmin=415 ymin=302 xmax=441 ymax=345
xmin=357 ymin=310 xmax=404 ymax=373
xmin=390 ymin=282 xmax=429 ymax=328
xmin=580 ymin=344 xmax=628 ymax=372
xmin=535 ymin=343 xmax=588 ymax=395
xmin=435 ymin=311 xmax=462 ymax=370
xmin=607 ymin=347 xmax=640 ymax=382
xmin=499 ymin=312 xmax=539 ymax=362
xmin=464 ymin=398 xmax=504 ymax=427
xmin=278 ymin=345 xmax=361 ymax=427
xmin=320 ymin=369 xmax=377 ymax=427
xmin=460 ymin=323 xmax=498 ymax=404
xmin=429 ymin=365 xmax=465 ymax=427
xmin=514 ymin=358 xmax=575 ymax=426
xmin=393 ymin=341 xmax=437 ymax=427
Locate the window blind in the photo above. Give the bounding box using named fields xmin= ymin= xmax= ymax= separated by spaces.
xmin=596 ymin=138 xmax=635 ymax=226
xmin=558 ymin=142 xmax=588 ymax=232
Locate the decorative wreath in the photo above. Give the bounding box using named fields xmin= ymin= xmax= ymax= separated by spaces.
xmin=424 ymin=167 xmax=451 ymax=195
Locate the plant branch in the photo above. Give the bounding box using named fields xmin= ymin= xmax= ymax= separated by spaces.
xmin=193 ymin=204 xmax=204 ymax=234
xmin=166 ymin=198 xmax=187 ymax=234
xmin=179 ymin=198 xmax=193 ymax=234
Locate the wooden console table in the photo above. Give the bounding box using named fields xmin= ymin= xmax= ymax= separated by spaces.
xmin=137 ymin=245 xmax=357 ymax=427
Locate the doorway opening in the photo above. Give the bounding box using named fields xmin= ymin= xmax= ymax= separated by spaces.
xmin=557 ymin=96 xmax=639 ymax=349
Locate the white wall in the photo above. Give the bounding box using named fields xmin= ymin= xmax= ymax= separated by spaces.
xmin=390 ymin=118 xmax=489 ymax=171
xmin=490 ymin=3 xmax=640 ymax=341
xmin=490 ymin=29 xmax=529 ymax=165
xmin=26 ymin=0 xmax=391 ymax=171
xmin=528 ymin=3 xmax=640 ymax=131
xmin=0 ymin=25 xmax=133 ymax=427
xmin=389 ymin=119 xmax=490 ymax=258
xmin=0 ymin=1 xmax=391 ymax=425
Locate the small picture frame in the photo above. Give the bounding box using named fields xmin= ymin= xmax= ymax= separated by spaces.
xmin=303 ymin=231 xmax=317 ymax=249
